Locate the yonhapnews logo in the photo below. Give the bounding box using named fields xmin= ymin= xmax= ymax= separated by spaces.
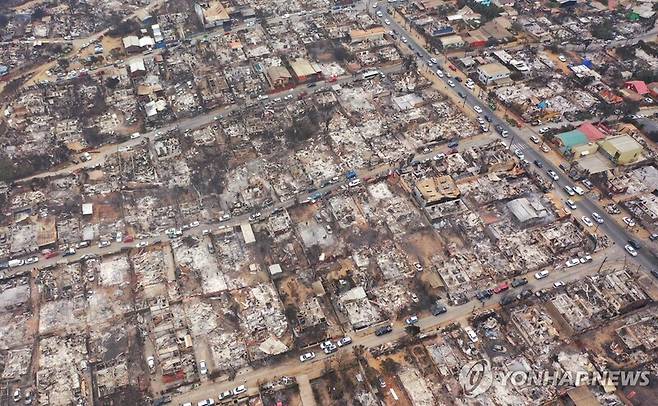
xmin=458 ymin=360 xmax=651 ymax=397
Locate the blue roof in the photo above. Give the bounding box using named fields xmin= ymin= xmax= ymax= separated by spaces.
xmin=557 ymin=129 xmax=588 ymax=150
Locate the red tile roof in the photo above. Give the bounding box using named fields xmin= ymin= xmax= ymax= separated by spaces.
xmin=578 ymin=122 xmax=606 ymax=141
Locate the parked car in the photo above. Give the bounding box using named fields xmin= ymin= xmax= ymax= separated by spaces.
xmin=624 ymin=244 xmax=638 ymax=257
xmin=581 ymin=216 xmax=593 ymax=227
xmin=219 ymin=390 xmax=233 ymax=400
xmin=500 ymin=295 xmax=516 ymax=305
xmin=431 ymin=302 xmax=447 ymax=315
xmin=405 ymin=315 xmax=419 ymax=325
xmin=564 ymin=185 xmax=575 ymax=196
xmin=591 ymin=212 xmax=604 ymax=223
xmin=233 ymin=385 xmax=247 ymax=395
xmin=566 ymin=258 xmax=580 ymax=267
xmin=337 ymin=336 xmax=352 ymax=347
xmin=553 ymin=281 xmax=565 ymax=288
xmin=464 ymin=327 xmax=478 ymax=342
xmin=299 ymin=352 xmax=316 ymax=362
xmin=534 ymin=270 xmax=550 ymax=279
xmin=493 ymin=282 xmax=509 ymax=294
xmin=375 ymin=325 xmax=393 ymax=336
xmin=547 ymin=169 xmax=559 ymax=181
xmin=627 ymin=239 xmax=641 ymax=250
xmin=565 ymin=200 xmax=577 ymax=210
xmin=199 ymin=361 xmax=208 ymax=375
xmin=511 ymin=278 xmax=528 ymax=288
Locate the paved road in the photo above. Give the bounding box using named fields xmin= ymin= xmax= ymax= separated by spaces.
xmin=168 ymin=247 xmax=623 ymax=405
xmin=17 ymin=63 xmax=403 ymax=182
xmin=373 ymin=4 xmax=657 ymax=272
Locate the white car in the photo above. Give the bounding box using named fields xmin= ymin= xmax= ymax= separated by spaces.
xmin=579 ymin=255 xmax=592 ymax=263
xmin=547 ymin=170 xmax=559 ymax=181
xmin=564 ymin=186 xmax=575 ymax=196
xmin=558 ymin=55 xmax=567 ymax=62
xmin=376 ymin=11 xmax=383 ymax=17
xmin=573 ymin=186 xmax=585 ymax=195
xmin=337 ymin=336 xmax=352 ymax=347
xmin=447 ymin=80 xmax=455 ymax=87
xmin=624 ymin=244 xmax=638 ymax=257
xmin=433 ymin=153 xmax=446 ymax=161
xmin=199 ymin=361 xmax=208 ymax=375
xmin=137 ymin=241 xmax=148 ymax=248
xmin=189 ymin=221 xmax=200 ymax=228
xmin=348 ymin=179 xmax=361 ymax=187
xmin=219 ymin=390 xmax=233 ymax=400
xmin=436 ymin=69 xmax=444 ymax=77
xmin=300 ymin=352 xmax=316 ymax=362
xmin=534 ymin=270 xmax=550 ymax=279
xmin=319 ymin=340 xmax=333 ymax=350
xmin=592 ymin=212 xmax=604 ymax=223
xmin=514 ymin=149 xmax=524 ymax=159
xmin=384 ymin=19 xmax=391 ymax=25
xmin=465 ymin=327 xmax=478 ymax=343
xmin=565 ymin=200 xmax=577 ymax=210
xmin=581 ymin=216 xmax=593 ymax=227
xmin=98 ymin=240 xmax=111 ymax=248
xmin=413 ymin=262 xmax=424 ymax=272
xmin=405 ymin=315 xmax=419 ymax=325
xmin=622 ymin=217 xmax=636 ymax=227
xmin=25 ymin=256 xmax=39 ymax=265
xmin=430 ymin=58 xmax=438 ymax=64
xmin=233 ymin=385 xmax=247 ymax=395
xmin=465 ymin=82 xmax=475 ymax=90
xmin=473 ymin=105 xmax=483 ymax=113
xmin=565 ymin=258 xmax=580 ymax=267
xmin=538 ymin=127 xmax=549 ymax=134
xmin=553 ymin=281 xmax=565 ymax=288
xmin=197 ymin=400 xmax=215 ymax=406
xmin=402 ymin=37 xmax=408 ymax=43
xmin=530 ymin=135 xmax=540 ymax=144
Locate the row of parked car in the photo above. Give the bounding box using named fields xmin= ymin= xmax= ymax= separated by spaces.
xmin=182 ymin=385 xmax=247 ymax=406
xmin=299 ymin=336 xmax=353 ymax=362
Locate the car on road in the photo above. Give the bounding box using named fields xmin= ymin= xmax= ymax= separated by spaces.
xmin=627 ymin=239 xmax=641 ymax=250
xmin=431 ymin=302 xmax=447 ymax=315
xmin=413 ymin=262 xmax=423 ymax=272
xmin=566 ymin=258 xmax=580 ymax=267
xmin=137 ymin=241 xmax=148 ymax=248
xmin=591 ymin=212 xmax=604 ymax=224
xmin=530 ymin=135 xmax=540 ymax=144
xmin=447 ymin=140 xmax=459 ymax=149
xmin=513 ymin=149 xmax=524 ymax=159
xmin=337 ymin=336 xmax=352 ymax=347
xmin=384 ymin=19 xmax=390 ymax=25
xmin=516 ymin=289 xmax=534 ymax=300
xmin=622 ymin=217 xmax=636 ymax=227
xmin=581 ymin=216 xmax=593 ymax=227
xmin=376 ymin=11 xmax=383 ymax=17
xmin=651 ymin=269 xmax=658 ymax=279
xmin=430 ymin=58 xmax=438 ymax=64
xmin=624 ymin=244 xmax=638 ymax=257
xmin=98 ymin=240 xmax=111 ymax=248
xmin=465 ymin=327 xmax=478 ymax=342
xmin=25 ymin=256 xmax=39 ymax=265
xmin=197 ymin=399 xmax=215 ymax=406
xmin=500 ymin=295 xmax=517 ymax=305
xmin=579 ymin=255 xmax=593 ymax=263
xmin=534 ymin=270 xmax=550 ymax=279
xmin=447 ymin=79 xmax=455 ymax=87
xmin=323 ymin=344 xmax=337 ymax=354
xmin=547 ymin=169 xmax=559 ymax=181
xmin=541 ymin=144 xmax=550 ymax=153
xmin=348 ymin=179 xmax=361 ymax=187
xmin=402 ymin=37 xmax=408 ymax=43
xmin=473 ymin=105 xmax=483 ymax=113
xmin=319 ymin=340 xmax=333 ymax=350
xmin=465 ymin=81 xmax=475 ymax=90
xmin=538 ymin=127 xmax=549 ymax=134
xmin=219 ymin=390 xmax=233 ymax=400
xmin=375 ymin=325 xmax=393 ymax=336
xmin=433 ymin=153 xmax=446 ymax=161
xmin=493 ymin=282 xmax=509 ymax=294
xmin=564 ymin=185 xmax=575 ymax=196
xmin=553 ymin=281 xmax=565 ymax=288
xmin=405 ymin=315 xmax=419 ymax=325
xmin=573 ymin=186 xmax=585 ymax=195
xmin=565 ymin=199 xmax=577 ymax=210
xmin=44 ymin=251 xmax=59 ymax=259
xmin=436 ymin=69 xmax=444 ymax=77
xmin=533 ymin=159 xmax=543 ymax=168
xmin=582 ymin=179 xmax=593 ymax=189
xmin=199 ymin=361 xmax=208 ymax=375
xmin=299 ymin=352 xmax=316 ymax=362
xmin=475 ymin=290 xmax=493 ymax=301
xmin=511 ymin=278 xmax=528 ymax=288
